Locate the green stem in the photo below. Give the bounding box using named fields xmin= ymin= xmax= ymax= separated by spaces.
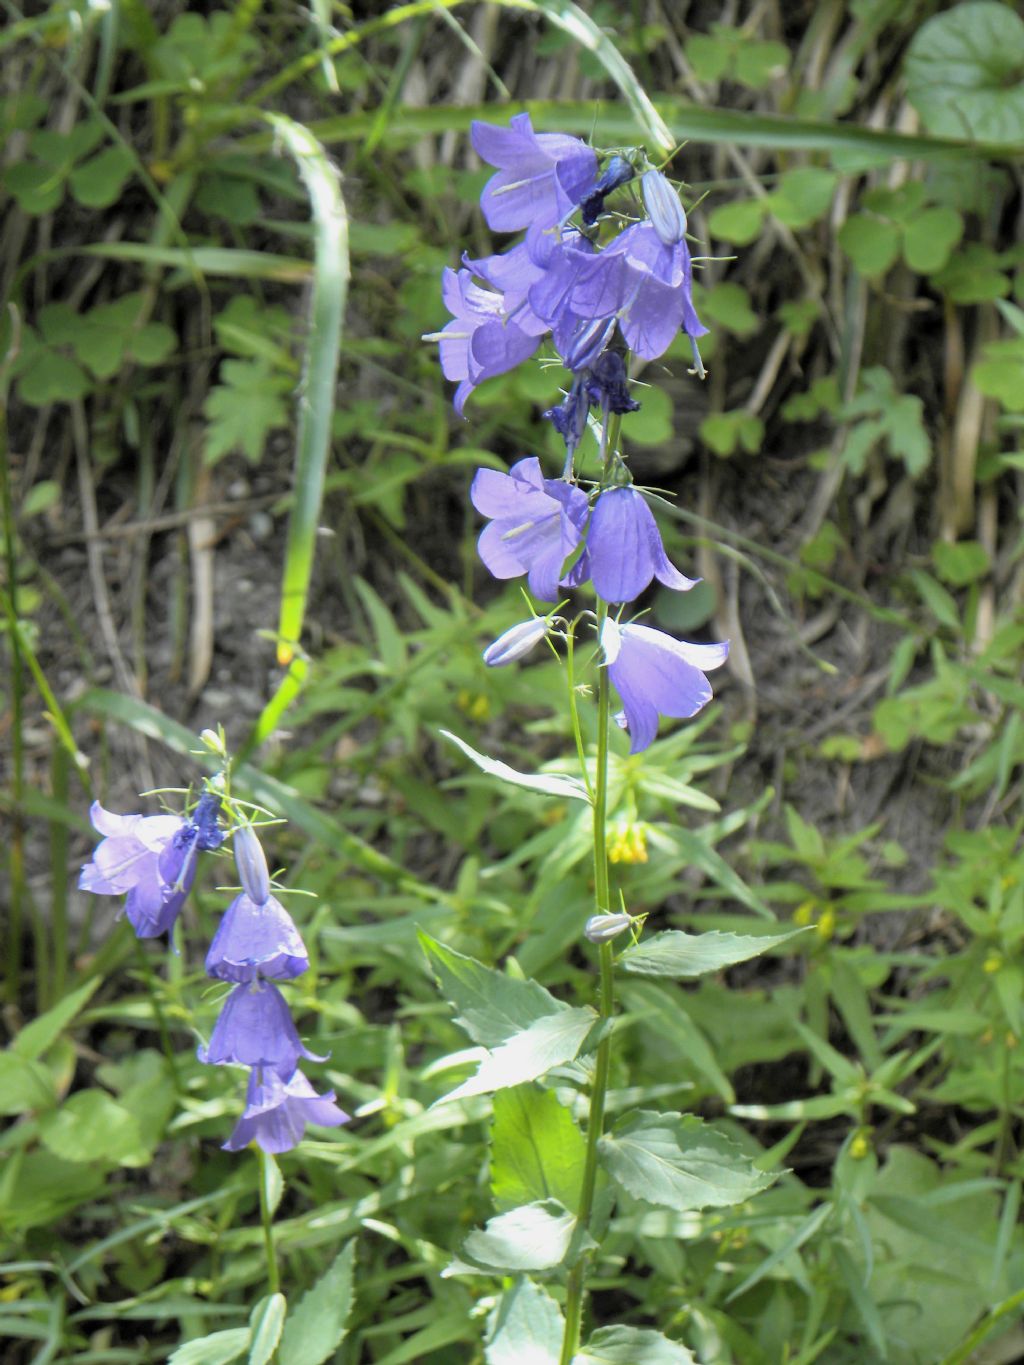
xmin=258 ymin=1146 xmax=280 ymax=1296
xmin=560 ymin=604 xmax=615 ymax=1365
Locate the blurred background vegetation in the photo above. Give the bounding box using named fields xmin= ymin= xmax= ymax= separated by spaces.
xmin=3 ymin=0 xmax=1024 ymax=1361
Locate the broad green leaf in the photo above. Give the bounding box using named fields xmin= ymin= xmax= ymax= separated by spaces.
xmin=39 ymin=1089 xmax=147 ymax=1167
xmin=491 ymin=1085 xmax=585 ymax=1212
xmin=0 ymin=1051 xmax=56 ymax=1115
xmin=441 ymin=1007 xmax=597 ymax=1104
xmin=419 ymin=933 xmax=568 ymax=1049
xmin=68 ymin=145 xmax=133 ymax=208
xmin=905 ymin=1 xmax=1024 ymax=144
xmin=574 ymin=1326 xmax=696 ymax=1363
xmin=932 ymin=540 xmax=991 ymax=587
xmin=838 ymin=214 xmax=901 ymax=276
xmin=278 ymin=1242 xmax=355 ymax=1365
xmin=18 ymin=350 xmax=90 ymax=405
xmin=973 ymin=337 xmax=1024 ymax=410
xmin=766 ymin=167 xmax=838 ymax=229
xmin=903 ymin=206 xmax=963 ymax=274
xmin=167 ymin=1330 xmax=251 ymax=1365
xmin=487 ymin=1277 xmax=564 ymax=1365
xmin=707 ymin=199 xmax=765 ymax=245
xmin=665 ymin=826 xmax=773 ymax=918
xmin=463 ymin=1200 xmax=575 ymax=1272
xmin=11 ymin=978 xmax=99 ymax=1060
xmin=618 ymin=928 xmax=808 ymax=979
xmin=598 ymin=1111 xmax=776 ymax=1211
xmin=441 ymin=729 xmax=591 ymax=804
xmin=247 ymin=1294 xmax=286 ymax=1365
xmin=698 ymin=281 xmax=759 ymax=337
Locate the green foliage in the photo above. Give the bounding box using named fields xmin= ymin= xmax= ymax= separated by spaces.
xmin=905 ymin=1 xmax=1024 ymax=143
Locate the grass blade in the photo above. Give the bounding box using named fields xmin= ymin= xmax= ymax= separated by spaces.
xmin=260 ymin=114 xmax=349 ymax=666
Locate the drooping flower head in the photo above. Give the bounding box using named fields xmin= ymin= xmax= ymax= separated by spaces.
xmin=587 ymin=487 xmax=698 ymax=604
xmin=471 ymin=457 xmax=589 ymax=602
xmin=80 ymin=792 xmax=223 ymax=938
xmin=199 ymin=980 xmax=325 ymax=1078
xmin=433 ymin=267 xmax=544 ymax=416
xmin=601 ymin=618 xmax=728 ymax=753
xmin=205 ymin=893 xmax=309 ymax=983
xmin=223 ymin=1067 xmax=350 ymax=1154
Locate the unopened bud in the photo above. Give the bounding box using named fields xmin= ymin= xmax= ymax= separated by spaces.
xmin=234 ymin=823 xmax=271 ymax=905
xmin=642 ymin=170 xmax=687 ymax=245
xmin=585 ymin=912 xmax=632 ymax=944
xmin=483 ymin=618 xmax=548 ymax=667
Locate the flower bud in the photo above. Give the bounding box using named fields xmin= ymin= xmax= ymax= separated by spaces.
xmin=584 ymin=912 xmax=633 ymax=944
xmin=233 ymin=823 xmax=271 ymax=906
xmin=642 ymin=170 xmax=687 ymax=245
xmin=483 ymin=618 xmax=549 ymax=667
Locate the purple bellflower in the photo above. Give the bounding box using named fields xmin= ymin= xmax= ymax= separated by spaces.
xmin=579 ymin=154 xmax=635 ymax=226
xmin=601 ymin=618 xmax=728 ymax=754
xmin=199 ymin=979 xmax=325 ymax=1077
xmin=471 ymin=457 xmax=589 ymax=601
xmin=205 ymin=893 xmax=309 ymax=983
xmin=433 ymin=267 xmax=543 ymax=415
xmin=80 ymin=793 xmax=222 ymax=938
xmin=223 ymin=1067 xmax=350 ymax=1154
xmin=473 ymin=113 xmax=598 ymax=238
xmin=587 ymin=487 xmax=698 ymax=603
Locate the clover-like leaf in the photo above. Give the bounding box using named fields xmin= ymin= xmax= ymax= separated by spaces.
xmin=905 ymin=1 xmax=1024 ymax=144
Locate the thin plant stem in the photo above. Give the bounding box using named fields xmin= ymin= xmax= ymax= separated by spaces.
xmin=561 ymin=601 xmax=616 ymax=1364
xmin=565 ymin=624 xmax=595 ymax=803
xmin=0 ymin=369 xmax=25 ymax=1007
xmin=258 ymin=1145 xmax=280 ymax=1296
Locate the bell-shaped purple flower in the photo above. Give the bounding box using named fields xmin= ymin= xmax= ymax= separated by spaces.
xmin=587 ymin=487 xmax=698 ymax=603
xmin=601 ymin=618 xmax=728 ymax=754
xmin=205 ymin=893 xmax=309 ymax=983
xmin=431 ymin=267 xmax=543 ymax=415
xmin=472 ymin=113 xmax=598 ymax=235
xmin=584 ymin=352 xmax=640 ymax=416
xmin=568 ymin=222 xmax=708 ymax=362
xmin=223 ymin=1067 xmax=350 ymax=1154
xmin=483 ymin=617 xmax=550 ymax=667
xmin=199 ymin=980 xmax=325 ymax=1078
xmin=471 ymin=457 xmax=590 ymax=602
xmin=80 ymin=796 xmax=221 ymax=939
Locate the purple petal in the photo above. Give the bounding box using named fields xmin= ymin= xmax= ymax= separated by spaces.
xmin=200 ymin=981 xmax=324 ymax=1078
xmin=233 ymin=826 xmax=271 ymax=906
xmin=588 ymin=488 xmax=656 ymax=603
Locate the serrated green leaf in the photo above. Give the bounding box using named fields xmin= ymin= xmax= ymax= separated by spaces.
xmin=574 ymin=1325 xmax=696 ymax=1363
xmin=247 ymin=1294 xmax=286 ymax=1365
xmin=905 ymin=1 xmax=1024 ymax=144
xmin=598 ymin=1111 xmax=776 ymax=1211
xmin=463 ymin=1200 xmax=576 ymax=1272
xmin=441 ymin=1008 xmax=597 ymax=1104
xmin=619 ymin=927 xmax=807 ymax=979
xmin=419 ymin=933 xmax=569 ymax=1049
xmin=204 ymin=358 xmax=291 ymax=464
xmin=441 ymin=729 xmax=591 ymax=803
xmin=167 ymin=1329 xmax=251 ymax=1365
xmin=491 ymin=1085 xmax=585 ymax=1212
xmin=277 ymin=1242 xmax=354 ymax=1365
xmin=486 ymin=1277 xmax=564 ymax=1365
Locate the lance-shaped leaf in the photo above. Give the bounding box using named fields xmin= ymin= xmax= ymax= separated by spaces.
xmin=574 ymin=1326 xmax=696 ymax=1363
xmin=598 ymin=1111 xmax=776 ymax=1212
xmin=491 ymin=1085 xmax=585 ymax=1212
xmin=278 ymin=1242 xmax=354 ymax=1365
xmin=440 ymin=1008 xmax=597 ymax=1104
xmin=441 ymin=730 xmax=591 ymax=804
xmin=419 ymin=932 xmax=568 ymax=1048
xmin=618 ymin=927 xmax=808 ymax=979
xmin=487 ymin=1277 xmax=564 ymax=1365
xmin=462 ymin=1200 xmax=576 ymax=1273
